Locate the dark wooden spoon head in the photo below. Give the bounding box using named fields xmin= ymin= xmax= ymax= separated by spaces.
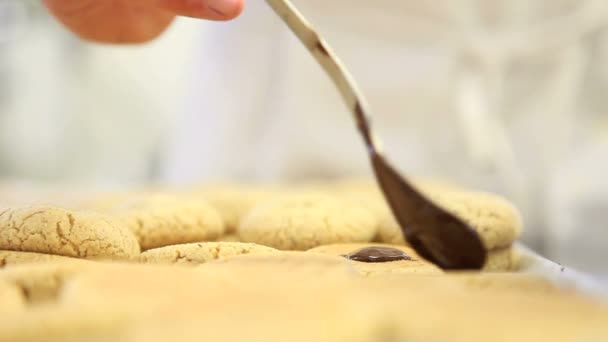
xmin=370 ymin=152 xmax=487 ymax=270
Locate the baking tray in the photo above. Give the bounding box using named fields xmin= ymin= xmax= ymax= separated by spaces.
xmin=515 ymin=243 xmax=608 ymax=299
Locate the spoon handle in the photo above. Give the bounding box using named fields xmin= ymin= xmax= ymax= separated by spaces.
xmin=265 ymin=0 xmax=378 ymax=151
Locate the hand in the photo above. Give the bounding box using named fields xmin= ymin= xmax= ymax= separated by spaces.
xmin=44 ymin=0 xmax=245 ymax=43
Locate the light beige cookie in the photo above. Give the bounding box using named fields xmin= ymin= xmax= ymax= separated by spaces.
xmin=374 ymin=190 xmax=522 ymax=250
xmin=0 ymin=306 xmax=130 ymax=342
xmin=0 ymin=206 xmax=140 ymax=260
xmin=444 ymin=273 xmax=563 ymax=293
xmin=58 ymin=261 xmax=378 ymax=342
xmin=308 ymin=243 xmax=443 ymax=276
xmin=107 ymin=194 xmax=224 ymax=251
xmin=238 ymin=193 xmax=378 ymax=250
xmin=60 ymin=259 xmax=355 ymax=323
xmin=362 ymin=276 xmax=608 ymax=342
xmin=58 ymin=257 xmax=608 ymax=342
xmin=328 ymin=179 xmax=522 ymax=250
xmin=432 ymin=190 xmax=522 ymax=250
xmin=216 ymin=234 xmax=240 ymax=242
xmin=0 ymin=281 xmax=25 ymax=314
xmin=0 ymin=261 xmax=94 ymax=304
xmin=0 ymin=250 xmax=84 ymax=268
xmin=196 ymin=184 xmax=280 ymax=234
xmin=4 ymin=256 xmax=605 ymax=342
xmin=309 ymin=243 xmax=514 ymax=273
xmin=139 ymin=242 xmax=278 ymax=265
xmin=200 ymin=251 xmax=359 ymax=284
xmin=483 ymin=246 xmax=515 ymax=271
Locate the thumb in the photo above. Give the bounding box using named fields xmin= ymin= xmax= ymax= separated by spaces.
xmin=44 ymin=0 xmax=245 ymax=43
xmin=157 ymin=0 xmax=244 ymax=20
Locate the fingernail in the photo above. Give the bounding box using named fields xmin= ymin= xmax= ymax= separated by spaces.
xmin=206 ymin=0 xmax=241 ymax=17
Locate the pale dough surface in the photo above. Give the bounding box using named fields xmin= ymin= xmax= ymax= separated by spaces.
xmin=0 ymin=259 xmax=604 ymax=342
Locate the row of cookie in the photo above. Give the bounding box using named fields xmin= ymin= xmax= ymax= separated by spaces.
xmin=0 ymin=239 xmax=517 ymax=278
xmin=0 ymin=180 xmax=522 ymax=266
xmin=201 ymin=182 xmax=523 ymax=270
xmin=0 ymin=191 xmax=228 ymax=260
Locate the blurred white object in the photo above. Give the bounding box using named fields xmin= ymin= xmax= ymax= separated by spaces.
xmin=0 ymin=2 xmax=202 ymax=186
xmin=0 ymin=0 xmax=27 ymax=44
xmin=547 ymin=137 xmax=608 ymax=284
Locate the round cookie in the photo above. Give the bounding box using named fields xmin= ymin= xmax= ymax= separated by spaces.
xmin=0 ymin=261 xmax=95 ymax=304
xmin=238 ymin=193 xmax=378 ymax=250
xmin=196 ymin=184 xmax=280 ymax=234
xmin=483 ymin=247 xmax=515 ymax=272
xmin=0 ymin=250 xmax=84 ymax=268
xmin=374 ymin=190 xmax=522 ymax=250
xmin=4 ymin=258 xmax=606 ymax=342
xmin=58 ymin=261 xmax=379 ymax=342
xmin=0 ymin=206 xmax=140 ymax=260
xmin=139 ymin=242 xmax=278 ymax=265
xmin=365 ymin=278 xmax=608 ymax=341
xmin=107 ymin=194 xmax=225 ymax=251
xmin=0 ymin=281 xmax=25 ymax=314
xmin=216 ymin=234 xmax=240 ymax=242
xmin=58 ymin=257 xmax=608 ymax=342
xmin=308 ymin=243 xmax=514 ymax=273
xmin=445 ymin=273 xmax=563 ymax=294
xmin=430 ymin=190 xmax=522 ymax=250
xmin=0 ymin=306 xmax=129 ymax=342
xmin=307 ymin=243 xmax=443 ymax=276
xmin=199 ymin=251 xmax=360 ymax=286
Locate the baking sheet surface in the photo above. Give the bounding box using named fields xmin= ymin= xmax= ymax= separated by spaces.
xmin=515 ymin=243 xmax=608 ymax=299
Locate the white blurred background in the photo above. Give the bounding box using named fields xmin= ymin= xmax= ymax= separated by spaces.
xmin=1 ymin=0 xmax=607 ymax=282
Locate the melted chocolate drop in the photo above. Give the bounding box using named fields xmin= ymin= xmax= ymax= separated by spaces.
xmin=344 ymin=246 xmax=412 ymax=263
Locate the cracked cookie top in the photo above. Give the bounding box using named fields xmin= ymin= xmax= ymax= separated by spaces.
xmin=0 ymin=206 xmax=140 ymax=260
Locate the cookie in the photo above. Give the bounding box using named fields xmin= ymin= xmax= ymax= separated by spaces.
xmin=445 ymin=273 xmax=563 ymax=293
xmin=327 ymin=179 xmax=522 ymax=250
xmin=139 ymin=242 xmax=278 ymax=265
xmin=238 ymin=193 xmax=377 ymax=250
xmin=0 ymin=250 xmax=84 ymax=268
xmin=196 ymin=184 xmax=279 ymax=234
xmin=0 ymin=281 xmax=25 ymax=314
xmin=107 ymin=194 xmax=225 ymax=251
xmin=309 ymin=243 xmax=515 ymax=273
xmin=308 ymin=243 xmax=443 ymax=276
xmin=200 ymin=251 xmax=359 ymax=284
xmin=0 ymin=206 xmax=140 ymax=260
xmin=483 ymin=246 xmax=515 ymax=272
xmin=59 ymin=261 xmax=378 ymax=342
xmin=216 ymin=234 xmax=240 ymax=242
xmin=60 ymin=259 xmax=608 ymax=342
xmin=366 ymin=277 xmax=608 ymax=341
xmin=374 ymin=190 xmax=522 ymax=250
xmin=0 ymin=306 xmax=129 ymax=342
xmin=433 ymin=190 xmax=522 ymax=250
xmin=0 ymin=261 xmax=93 ymax=304
xmin=3 ymin=256 xmax=605 ymax=342
xmin=61 ymin=253 xmax=359 ymax=322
